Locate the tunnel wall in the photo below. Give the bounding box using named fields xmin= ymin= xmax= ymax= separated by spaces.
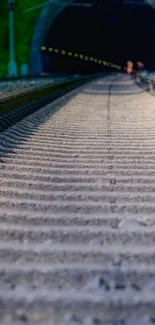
xmin=30 ymin=0 xmax=76 ymax=75
xmin=121 ymin=3 xmax=155 ymax=69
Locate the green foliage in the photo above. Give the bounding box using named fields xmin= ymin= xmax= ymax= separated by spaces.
xmin=0 ymin=0 xmax=46 ymax=76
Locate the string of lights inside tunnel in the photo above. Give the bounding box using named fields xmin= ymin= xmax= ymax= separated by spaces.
xmin=41 ymin=46 xmax=122 ymax=70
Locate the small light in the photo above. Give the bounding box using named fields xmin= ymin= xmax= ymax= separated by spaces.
xmin=41 ymin=46 xmax=46 ymax=51
xmin=68 ymin=52 xmax=72 ymax=56
xmin=61 ymin=50 xmax=66 ymax=55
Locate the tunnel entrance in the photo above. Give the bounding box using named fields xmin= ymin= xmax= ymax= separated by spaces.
xmin=42 ymin=1 xmax=123 ymax=74
xmin=30 ymin=0 xmax=155 ymax=75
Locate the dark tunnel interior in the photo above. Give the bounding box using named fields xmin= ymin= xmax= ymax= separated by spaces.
xmin=41 ymin=0 xmax=155 ymax=74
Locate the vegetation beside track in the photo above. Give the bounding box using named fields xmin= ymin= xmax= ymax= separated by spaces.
xmin=0 ymin=0 xmax=46 ymax=76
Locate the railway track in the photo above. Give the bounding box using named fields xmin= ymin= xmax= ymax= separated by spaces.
xmin=0 ymin=75 xmax=78 ymax=100
xmin=0 ymin=73 xmax=155 ymax=324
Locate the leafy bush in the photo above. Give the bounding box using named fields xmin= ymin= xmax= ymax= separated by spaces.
xmin=0 ymin=0 xmax=46 ymax=76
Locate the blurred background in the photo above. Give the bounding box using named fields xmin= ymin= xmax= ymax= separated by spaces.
xmin=0 ymin=0 xmax=155 ymax=77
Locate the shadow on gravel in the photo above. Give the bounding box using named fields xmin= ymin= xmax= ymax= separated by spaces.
xmin=136 ymin=81 xmax=155 ymax=97
xmin=0 ymin=85 xmax=85 ymax=161
xmin=82 ymin=90 xmax=145 ymax=96
xmin=82 ymin=81 xmax=146 ymax=96
xmin=0 ymin=77 xmax=148 ymax=163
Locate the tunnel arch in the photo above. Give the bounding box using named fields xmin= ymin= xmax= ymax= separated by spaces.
xmin=30 ymin=0 xmax=76 ymax=75
xmin=30 ymin=0 xmax=125 ymax=74
xmin=30 ymin=0 xmax=155 ymax=74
